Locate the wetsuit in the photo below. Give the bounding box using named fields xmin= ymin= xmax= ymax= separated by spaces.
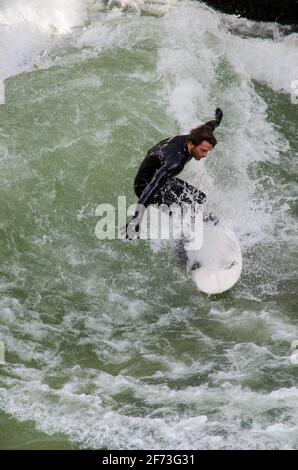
xmin=125 ymin=108 xmax=222 ymax=239
xmin=134 ymin=135 xmax=206 ymax=208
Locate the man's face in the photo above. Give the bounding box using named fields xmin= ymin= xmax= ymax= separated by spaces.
xmin=188 ymin=140 xmax=214 ymax=160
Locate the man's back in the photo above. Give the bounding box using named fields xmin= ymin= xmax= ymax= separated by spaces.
xmin=134 ymin=134 xmax=191 ymax=198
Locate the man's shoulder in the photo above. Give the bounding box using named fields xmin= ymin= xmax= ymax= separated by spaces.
xmin=170 ymin=134 xmax=189 ymax=145
xmin=146 ymin=134 xmax=189 ymax=167
xmin=160 ymin=134 xmax=189 ymax=149
xmin=151 ymin=134 xmax=188 ymax=148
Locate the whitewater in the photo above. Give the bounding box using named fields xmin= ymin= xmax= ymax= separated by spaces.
xmin=0 ymin=0 xmax=297 ymax=449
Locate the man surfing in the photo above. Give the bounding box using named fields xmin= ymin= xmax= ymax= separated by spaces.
xmin=123 ymin=108 xmax=223 ymax=239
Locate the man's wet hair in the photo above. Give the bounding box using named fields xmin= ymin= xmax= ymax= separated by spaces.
xmin=188 ymin=122 xmax=217 ymax=147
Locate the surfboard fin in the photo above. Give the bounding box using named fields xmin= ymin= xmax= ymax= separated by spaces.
xmin=203 ymin=213 xmax=219 ymax=226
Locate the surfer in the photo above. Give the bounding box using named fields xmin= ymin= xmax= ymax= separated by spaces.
xmin=123 ymin=108 xmax=223 ymax=239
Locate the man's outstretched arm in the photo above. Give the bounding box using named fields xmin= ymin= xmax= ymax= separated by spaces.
xmin=123 ymin=149 xmax=183 ymax=239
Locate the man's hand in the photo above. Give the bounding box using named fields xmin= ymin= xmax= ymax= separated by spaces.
xmin=121 ymin=205 xmax=145 ymax=240
xmin=121 ymin=214 xmax=142 ymax=240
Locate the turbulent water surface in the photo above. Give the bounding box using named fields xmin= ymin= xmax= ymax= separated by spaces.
xmin=0 ymin=0 xmax=297 ymax=450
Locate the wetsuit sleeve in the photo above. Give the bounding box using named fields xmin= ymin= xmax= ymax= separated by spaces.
xmin=124 ymin=163 xmax=172 ymax=239
xmin=137 ymin=144 xmax=184 ymax=208
xmin=136 ymin=164 xmax=169 ymax=208
xmin=124 ymin=141 xmax=188 ymax=238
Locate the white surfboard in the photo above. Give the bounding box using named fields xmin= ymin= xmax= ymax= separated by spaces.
xmin=186 ymin=217 xmax=242 ymax=295
xmin=140 ymin=205 xmax=242 ymax=294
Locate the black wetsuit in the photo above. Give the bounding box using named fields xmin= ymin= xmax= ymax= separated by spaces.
xmin=134 ymin=135 xmax=206 ymax=208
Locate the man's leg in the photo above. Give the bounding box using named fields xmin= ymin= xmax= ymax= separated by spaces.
xmin=155 ymin=178 xmax=218 ymax=226
xmin=150 ymin=177 xmax=205 ymax=251
xmin=151 ymin=177 xmax=206 ymax=206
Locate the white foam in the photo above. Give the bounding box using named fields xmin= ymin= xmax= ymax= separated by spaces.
xmin=0 ymin=0 xmax=89 ymax=80
xmin=223 ymin=27 xmax=298 ymax=93
xmin=1 ymin=366 xmax=297 ymax=448
xmin=155 ymin=2 xmax=294 ymax=249
xmin=0 ymin=0 xmax=297 ymax=451
xmin=209 ymin=307 xmax=298 ymax=346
